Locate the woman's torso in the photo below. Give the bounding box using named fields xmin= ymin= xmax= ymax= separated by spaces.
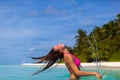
xmin=63 ymin=52 xmax=81 ymax=80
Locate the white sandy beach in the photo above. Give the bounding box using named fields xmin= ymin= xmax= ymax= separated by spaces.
xmin=81 ymin=62 xmax=120 ymax=67
xmin=21 ymin=62 xmax=120 ymax=68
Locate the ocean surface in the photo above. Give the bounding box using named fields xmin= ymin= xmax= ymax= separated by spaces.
xmin=0 ymin=65 xmax=120 ymax=80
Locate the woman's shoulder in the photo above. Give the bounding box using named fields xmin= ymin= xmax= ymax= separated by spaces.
xmin=64 ymin=53 xmax=72 ymax=60
xmin=64 ymin=53 xmax=73 ymax=64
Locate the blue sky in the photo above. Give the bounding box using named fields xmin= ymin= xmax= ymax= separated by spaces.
xmin=0 ymin=0 xmax=120 ymax=64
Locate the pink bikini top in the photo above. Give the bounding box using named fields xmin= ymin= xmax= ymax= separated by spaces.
xmin=66 ymin=53 xmax=81 ymax=73
xmin=72 ymin=54 xmax=81 ymax=67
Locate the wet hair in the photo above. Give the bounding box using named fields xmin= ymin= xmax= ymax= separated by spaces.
xmin=30 ymin=48 xmax=63 ymax=75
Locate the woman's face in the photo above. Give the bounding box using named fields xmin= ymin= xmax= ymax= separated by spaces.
xmin=53 ymin=44 xmax=65 ymax=53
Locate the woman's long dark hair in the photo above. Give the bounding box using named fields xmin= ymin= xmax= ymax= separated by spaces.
xmin=30 ymin=48 xmax=63 ymax=75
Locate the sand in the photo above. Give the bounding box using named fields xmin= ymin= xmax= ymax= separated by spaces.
xmin=81 ymin=62 xmax=120 ymax=67
xmin=21 ymin=62 xmax=120 ymax=68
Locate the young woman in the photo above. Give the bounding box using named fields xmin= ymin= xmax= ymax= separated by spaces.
xmin=31 ymin=44 xmax=102 ymax=80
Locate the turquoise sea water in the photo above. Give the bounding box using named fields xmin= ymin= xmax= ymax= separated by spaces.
xmin=0 ymin=65 xmax=120 ymax=80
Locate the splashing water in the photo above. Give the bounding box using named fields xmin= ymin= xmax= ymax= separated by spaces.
xmin=88 ymin=32 xmax=102 ymax=74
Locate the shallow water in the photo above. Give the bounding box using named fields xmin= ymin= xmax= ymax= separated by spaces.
xmin=0 ymin=65 xmax=120 ymax=80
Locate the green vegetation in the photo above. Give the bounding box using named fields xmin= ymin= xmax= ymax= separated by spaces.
xmin=71 ymin=13 xmax=120 ymax=62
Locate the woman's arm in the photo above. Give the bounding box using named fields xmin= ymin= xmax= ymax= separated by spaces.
xmin=67 ymin=55 xmax=102 ymax=78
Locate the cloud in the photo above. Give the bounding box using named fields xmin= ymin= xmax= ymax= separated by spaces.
xmin=28 ymin=47 xmax=35 ymax=52
xmin=28 ymin=6 xmax=67 ymax=16
xmin=0 ymin=27 xmax=38 ymax=39
xmin=43 ymin=6 xmax=67 ymax=14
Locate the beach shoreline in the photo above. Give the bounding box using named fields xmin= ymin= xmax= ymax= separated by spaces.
xmin=21 ymin=62 xmax=120 ymax=68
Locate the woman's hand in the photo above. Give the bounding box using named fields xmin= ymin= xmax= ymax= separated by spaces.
xmin=95 ymin=72 xmax=102 ymax=79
